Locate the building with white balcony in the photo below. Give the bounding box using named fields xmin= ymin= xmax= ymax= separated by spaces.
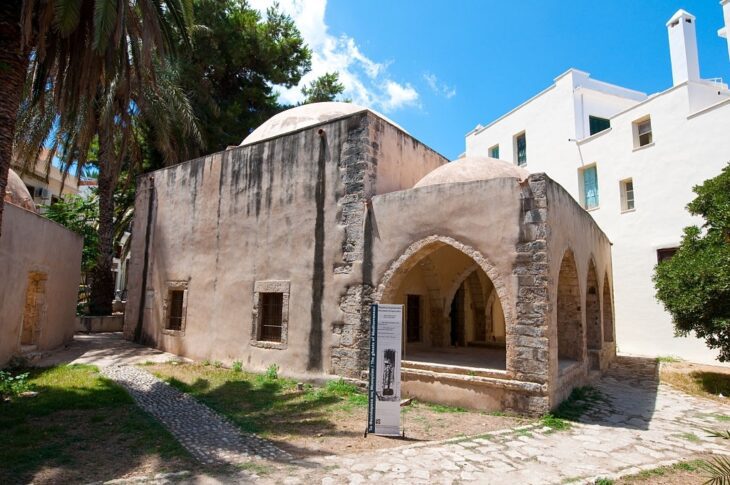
xmin=466 ymin=5 xmax=730 ymax=364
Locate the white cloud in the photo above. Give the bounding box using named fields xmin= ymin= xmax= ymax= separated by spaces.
xmin=382 ymin=81 xmax=419 ymax=111
xmin=248 ymin=0 xmax=419 ymax=112
xmin=423 ymin=72 xmax=456 ymax=99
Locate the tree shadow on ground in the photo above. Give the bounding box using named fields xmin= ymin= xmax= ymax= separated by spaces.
xmin=0 ymin=365 xmax=197 ymax=485
xmin=158 ymin=369 xmax=381 ymax=458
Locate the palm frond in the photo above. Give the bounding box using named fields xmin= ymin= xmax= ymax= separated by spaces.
xmin=701 ymin=456 xmax=730 ymax=485
xmin=53 ymin=0 xmax=83 ymax=35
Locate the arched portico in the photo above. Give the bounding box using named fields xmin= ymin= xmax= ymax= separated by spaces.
xmin=375 ymin=236 xmax=510 ymax=371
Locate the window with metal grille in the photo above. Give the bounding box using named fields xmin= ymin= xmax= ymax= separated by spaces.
xmin=167 ymin=290 xmax=185 ymax=330
xmin=259 ymin=292 xmax=284 ymax=342
xmin=406 ymin=294 xmax=421 ymax=343
xmin=514 ymin=132 xmax=527 ymax=166
xmin=488 ymin=144 xmax=500 ymax=159
xmin=620 ymin=178 xmax=635 ymax=212
xmin=589 ymin=116 xmax=610 ymax=135
xmin=581 ymin=165 xmax=599 ymax=209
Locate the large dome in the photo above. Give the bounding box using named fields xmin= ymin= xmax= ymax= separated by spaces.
xmin=240 ymin=102 xmax=405 ymax=146
xmin=4 ymin=169 xmax=36 ymax=212
xmin=414 ymin=156 xmax=529 ymax=188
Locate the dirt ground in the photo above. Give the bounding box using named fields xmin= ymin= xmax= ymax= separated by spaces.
xmin=659 ymin=359 xmax=730 ymax=403
xmin=273 ymin=402 xmax=533 ymax=457
xmin=145 ymin=362 xmax=533 ymax=459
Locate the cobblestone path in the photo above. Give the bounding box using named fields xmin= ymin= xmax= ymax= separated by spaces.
xmin=101 ymin=365 xmax=291 ymax=466
xmin=272 ymin=358 xmax=730 ymax=485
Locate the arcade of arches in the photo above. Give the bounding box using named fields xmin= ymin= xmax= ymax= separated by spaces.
xmin=380 ymin=242 xmax=507 ymax=370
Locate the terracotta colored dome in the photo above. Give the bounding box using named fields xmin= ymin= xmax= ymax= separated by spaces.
xmin=4 ymin=169 xmax=36 ymax=212
xmin=240 ymin=102 xmax=406 ymax=146
xmin=414 ymin=156 xmax=529 ymax=188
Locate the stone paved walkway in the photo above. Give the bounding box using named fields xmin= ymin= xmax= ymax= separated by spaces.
xmin=265 ymin=358 xmax=730 ymax=485
xmin=101 ymin=365 xmax=291 ymax=466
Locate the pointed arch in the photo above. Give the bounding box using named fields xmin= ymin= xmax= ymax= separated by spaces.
xmin=603 ymin=273 xmax=614 ymax=343
xmin=557 ymin=249 xmax=583 ymax=362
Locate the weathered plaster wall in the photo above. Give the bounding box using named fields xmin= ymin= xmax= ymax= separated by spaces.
xmin=0 ymin=204 xmax=82 ymax=366
xmin=124 ymin=111 xmax=448 ymax=378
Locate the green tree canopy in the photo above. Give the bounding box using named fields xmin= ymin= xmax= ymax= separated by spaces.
xmin=180 ymin=0 xmax=312 ymax=153
xmin=302 ymin=72 xmax=346 ymax=104
xmin=654 ymin=163 xmax=730 ymax=361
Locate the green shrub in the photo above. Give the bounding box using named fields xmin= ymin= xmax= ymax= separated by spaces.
xmin=654 ymin=163 xmax=730 ymax=361
xmin=0 ymin=370 xmax=31 ymax=399
xmin=212 ymin=361 xmax=223 ymax=368
xmin=265 ymin=364 xmax=279 ymax=380
xmin=232 ymin=360 xmax=243 ymax=372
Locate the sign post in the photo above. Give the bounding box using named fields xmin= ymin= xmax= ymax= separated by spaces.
xmin=366 ymin=303 xmax=403 ymax=437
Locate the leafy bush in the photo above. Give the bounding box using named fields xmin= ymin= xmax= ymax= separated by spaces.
xmin=231 ymin=360 xmax=243 ymax=372
xmin=265 ymin=364 xmax=279 ymax=380
xmin=0 ymin=370 xmax=31 ymax=399
xmin=654 ymin=163 xmax=730 ymax=361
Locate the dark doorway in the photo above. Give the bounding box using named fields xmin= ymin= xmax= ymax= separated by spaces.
xmin=450 ymin=287 xmax=465 ymax=346
xmin=406 ymin=294 xmax=421 ymax=343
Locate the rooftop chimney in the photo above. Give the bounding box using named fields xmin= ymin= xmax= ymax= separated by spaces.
xmin=667 ymin=9 xmax=700 ymax=86
xmin=720 ymin=0 xmax=730 ymax=60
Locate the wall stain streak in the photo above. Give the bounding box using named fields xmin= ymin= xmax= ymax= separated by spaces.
xmin=308 ymin=132 xmax=328 ymax=371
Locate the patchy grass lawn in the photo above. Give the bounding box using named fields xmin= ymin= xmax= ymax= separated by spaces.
xmin=659 ymin=360 xmax=730 ymax=403
xmin=0 ymin=364 xmax=195 ymax=485
xmin=146 ymin=362 xmax=533 ymax=458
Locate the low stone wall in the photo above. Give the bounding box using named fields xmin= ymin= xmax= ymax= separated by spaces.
xmin=77 ymin=315 xmax=125 ymax=333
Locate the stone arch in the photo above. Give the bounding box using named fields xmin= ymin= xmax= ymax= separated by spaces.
xmin=602 ymin=273 xmax=614 ymax=343
xmin=375 ymin=235 xmax=512 ymax=331
xmin=443 ymin=264 xmax=479 ymax=316
xmin=556 ymin=249 xmax=583 ymax=362
xmin=585 ymin=258 xmax=601 ymax=351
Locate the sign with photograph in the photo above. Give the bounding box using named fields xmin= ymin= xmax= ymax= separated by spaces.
xmin=367 ymin=303 xmax=403 ymax=436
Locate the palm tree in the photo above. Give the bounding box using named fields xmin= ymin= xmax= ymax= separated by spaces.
xmin=5 ymin=0 xmax=196 ymax=314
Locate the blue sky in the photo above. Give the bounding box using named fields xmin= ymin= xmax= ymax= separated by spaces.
xmin=252 ymin=1 xmax=730 ymax=160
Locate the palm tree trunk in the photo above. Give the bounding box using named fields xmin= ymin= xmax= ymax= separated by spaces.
xmin=0 ymin=0 xmax=27 ymax=238
xmin=89 ymin=127 xmax=116 ymax=315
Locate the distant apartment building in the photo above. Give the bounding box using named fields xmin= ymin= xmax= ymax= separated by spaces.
xmin=12 ymin=149 xmax=79 ymax=209
xmin=466 ymin=6 xmax=730 ymax=364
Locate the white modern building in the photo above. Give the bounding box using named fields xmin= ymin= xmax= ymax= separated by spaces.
xmin=466 ymin=5 xmax=730 ymax=364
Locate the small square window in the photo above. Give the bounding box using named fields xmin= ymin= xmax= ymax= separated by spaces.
xmin=251 ymin=280 xmax=290 ymax=349
xmin=579 ymin=165 xmax=599 ymax=210
xmin=633 ymin=117 xmax=653 ymax=148
xmin=514 ymin=132 xmax=527 ymax=166
xmin=589 ymin=116 xmax=610 ymax=136
xmin=620 ymin=178 xmax=635 ymax=212
xmin=488 ymin=144 xmax=500 ymax=159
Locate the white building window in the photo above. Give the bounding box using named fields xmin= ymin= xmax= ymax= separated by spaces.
xmin=579 ymin=165 xmax=599 ymax=210
xmin=488 ymin=144 xmax=499 ymax=159
xmin=620 ymin=178 xmax=635 ymax=212
xmin=633 ymin=117 xmax=653 ymax=148
xmin=514 ymin=132 xmax=527 ymax=166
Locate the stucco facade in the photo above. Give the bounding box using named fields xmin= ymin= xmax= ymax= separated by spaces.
xmin=466 ymin=6 xmax=730 ymax=365
xmin=0 ymin=194 xmax=83 ymax=367
xmin=124 ymin=103 xmax=615 ymax=414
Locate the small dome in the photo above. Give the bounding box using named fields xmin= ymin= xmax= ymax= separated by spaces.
xmin=4 ymin=169 xmax=36 ymax=212
xmin=414 ymin=156 xmax=529 ymax=188
xmin=240 ymin=102 xmax=405 ymax=146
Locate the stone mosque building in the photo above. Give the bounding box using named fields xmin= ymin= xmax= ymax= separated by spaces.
xmin=124 ymin=102 xmax=615 ymax=415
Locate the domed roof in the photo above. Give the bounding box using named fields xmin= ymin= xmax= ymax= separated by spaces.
xmin=414 ymin=156 xmax=529 ymax=188
xmin=240 ymin=102 xmax=405 ymax=146
xmin=4 ymin=169 xmax=36 ymax=212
